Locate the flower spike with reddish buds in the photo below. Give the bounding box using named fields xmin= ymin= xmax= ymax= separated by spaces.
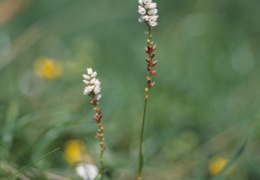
xmin=137 ymin=0 xmax=159 ymax=179
xmin=83 ymin=67 xmax=106 ymax=180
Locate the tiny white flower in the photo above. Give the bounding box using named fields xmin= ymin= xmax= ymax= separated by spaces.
xmin=148 ymin=21 xmax=158 ymax=27
xmin=143 ymin=0 xmax=152 ymax=5
xmin=96 ymin=94 xmax=102 ymax=100
xmin=87 ymin=68 xmax=93 ymax=75
xmin=94 ymin=86 xmax=101 ymax=94
xmin=91 ymin=71 xmax=97 ymax=78
xmin=83 ymin=74 xmax=90 ymax=80
xmin=94 ymin=79 xmax=101 ymax=86
xmin=90 ymin=78 xmax=97 ymax=84
xmin=138 ymin=0 xmax=143 ymax=5
xmin=84 ymin=86 xmax=94 ymax=95
xmin=138 ymin=6 xmax=146 ymax=15
xmin=148 ymin=9 xmax=158 ymax=15
xmin=138 ymin=17 xmax=144 ymax=23
xmin=150 ymin=15 xmax=158 ymax=21
xmin=145 ymin=2 xmax=157 ymax=9
xmin=83 ymin=80 xmax=89 ymax=84
xmin=83 ymin=90 xmax=90 ymax=96
xmin=143 ymin=15 xmax=150 ymax=21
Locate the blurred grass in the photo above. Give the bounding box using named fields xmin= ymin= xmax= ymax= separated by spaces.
xmin=1 ymin=0 xmax=260 ymax=179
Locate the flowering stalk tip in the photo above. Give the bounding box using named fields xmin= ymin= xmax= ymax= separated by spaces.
xmin=83 ymin=67 xmax=106 ymax=180
xmin=138 ymin=0 xmax=159 ymax=27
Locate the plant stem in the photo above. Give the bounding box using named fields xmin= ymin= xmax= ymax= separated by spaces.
xmin=137 ymin=25 xmax=153 ymax=180
xmin=92 ymin=95 xmax=105 ymax=180
xmin=137 ymin=99 xmax=148 ymax=180
xmin=100 ymin=142 xmax=104 ymax=180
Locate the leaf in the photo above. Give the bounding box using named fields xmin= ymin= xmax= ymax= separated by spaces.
xmin=212 ymin=124 xmax=256 ymax=180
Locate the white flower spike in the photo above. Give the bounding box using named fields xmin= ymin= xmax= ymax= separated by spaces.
xmin=83 ymin=68 xmax=102 ymax=100
xmin=138 ymin=0 xmax=158 ymax=27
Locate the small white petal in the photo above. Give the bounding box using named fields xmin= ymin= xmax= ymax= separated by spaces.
xmin=96 ymin=94 xmax=102 ymax=100
xmin=148 ymin=9 xmax=158 ymax=15
xmin=83 ymin=74 xmax=90 ymax=80
xmin=143 ymin=0 xmax=152 ymax=5
xmin=94 ymin=86 xmax=101 ymax=94
xmin=138 ymin=6 xmax=146 ymax=15
xmin=83 ymin=80 xmax=89 ymax=84
xmin=138 ymin=17 xmax=144 ymax=23
xmin=94 ymin=79 xmax=101 ymax=86
xmin=150 ymin=15 xmax=158 ymax=21
xmin=149 ymin=21 xmax=158 ymax=27
xmin=143 ymin=15 xmax=150 ymax=21
xmin=90 ymin=78 xmax=97 ymax=84
xmin=87 ymin=68 xmax=93 ymax=75
xmin=83 ymin=89 xmax=90 ymax=95
xmin=85 ymin=85 xmax=94 ymax=94
xmin=91 ymin=71 xmax=97 ymax=78
xmin=145 ymin=2 xmax=157 ymax=9
xmin=138 ymin=0 xmax=143 ymax=5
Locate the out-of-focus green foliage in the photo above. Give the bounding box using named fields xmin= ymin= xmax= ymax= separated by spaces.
xmin=1 ymin=0 xmax=260 ymax=179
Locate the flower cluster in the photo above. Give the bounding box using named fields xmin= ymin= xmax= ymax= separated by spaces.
xmin=138 ymin=0 xmax=158 ymax=27
xmin=83 ymin=68 xmax=101 ymax=100
xmin=83 ymin=68 xmax=106 ymax=152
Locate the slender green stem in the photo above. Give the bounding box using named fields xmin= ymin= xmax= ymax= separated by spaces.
xmin=93 ymin=101 xmax=105 ymax=180
xmin=137 ymin=99 xmax=148 ymax=179
xmin=137 ymin=25 xmax=153 ymax=180
xmin=100 ymin=143 xmax=104 ymax=180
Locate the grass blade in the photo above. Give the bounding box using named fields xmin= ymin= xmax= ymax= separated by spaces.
xmin=8 ymin=147 xmax=60 ymax=180
xmin=212 ymin=124 xmax=256 ymax=180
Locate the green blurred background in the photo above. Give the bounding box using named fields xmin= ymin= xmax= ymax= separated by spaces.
xmin=1 ymin=0 xmax=260 ymax=179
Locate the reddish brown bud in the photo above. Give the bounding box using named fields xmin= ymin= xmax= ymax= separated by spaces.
xmin=94 ymin=114 xmax=102 ymax=121
xmin=96 ymin=108 xmax=101 ymax=113
xmin=151 ymin=45 xmax=156 ymax=51
xmin=94 ymin=115 xmax=100 ymax=121
xmin=151 ymin=60 xmax=158 ymax=66
xmin=102 ymin=146 xmax=107 ymax=151
xmin=99 ymin=142 xmax=104 ymax=146
xmin=150 ymin=82 xmax=155 ymax=87
xmin=147 ymin=66 xmax=152 ymax=71
xmin=146 ymin=58 xmax=151 ymax=63
xmin=145 ymin=47 xmax=149 ymax=53
xmin=150 ymin=53 xmax=155 ymax=58
xmin=151 ymin=70 xmax=157 ymax=75
xmin=96 ymin=133 xmax=103 ymax=138
xmin=90 ymin=98 xmax=97 ymax=105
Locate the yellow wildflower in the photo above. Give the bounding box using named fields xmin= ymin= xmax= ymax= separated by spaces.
xmin=34 ymin=57 xmax=62 ymax=79
xmin=209 ymin=157 xmax=228 ymax=176
xmin=64 ymin=140 xmax=84 ymax=165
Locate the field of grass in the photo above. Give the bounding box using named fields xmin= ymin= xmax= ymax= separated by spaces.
xmin=1 ymin=0 xmax=260 ymax=179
